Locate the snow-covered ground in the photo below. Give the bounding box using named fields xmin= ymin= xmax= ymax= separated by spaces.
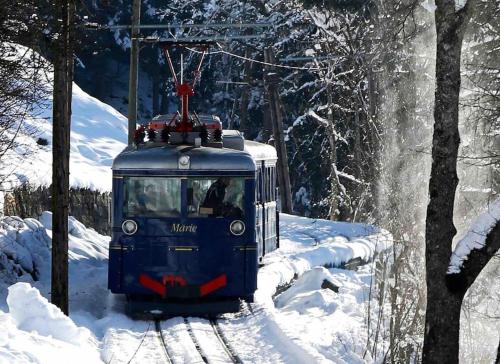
xmin=0 ymin=46 xmax=127 ymax=192
xmin=0 ymin=213 xmax=392 ymax=363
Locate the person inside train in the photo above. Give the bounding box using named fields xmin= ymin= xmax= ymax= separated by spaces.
xmin=145 ymin=184 xmax=159 ymax=211
xmin=202 ymin=177 xmax=229 ymax=214
xmin=202 ymin=177 xmax=243 ymax=217
xmin=136 ymin=183 xmax=158 ymax=212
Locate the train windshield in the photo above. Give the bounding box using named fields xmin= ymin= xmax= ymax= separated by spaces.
xmin=187 ymin=177 xmax=245 ymax=218
xmin=123 ymin=177 xmax=181 ymax=217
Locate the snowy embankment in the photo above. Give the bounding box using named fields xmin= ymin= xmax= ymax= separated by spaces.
xmin=0 ymin=213 xmax=109 ymax=362
xmin=256 ymin=214 xmax=392 ymax=305
xmin=0 ymin=45 xmax=127 ymax=192
xmin=0 ymin=213 xmax=391 ymax=363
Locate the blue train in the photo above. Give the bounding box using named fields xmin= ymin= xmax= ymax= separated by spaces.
xmin=108 ymin=115 xmax=279 ymax=316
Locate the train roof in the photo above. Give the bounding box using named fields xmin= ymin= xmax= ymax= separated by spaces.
xmin=112 ymin=130 xmax=277 ymax=172
xmin=244 ymin=140 xmax=278 ymax=161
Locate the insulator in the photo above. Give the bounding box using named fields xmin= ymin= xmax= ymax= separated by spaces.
xmin=147 ymin=128 xmax=157 ymax=141
xmin=134 ymin=126 xmax=146 ymax=145
xmin=161 ymin=125 xmax=171 ymax=143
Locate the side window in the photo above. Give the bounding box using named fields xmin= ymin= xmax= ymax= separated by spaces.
xmin=271 ymin=167 xmax=276 ymax=201
xmin=267 ymin=167 xmax=272 ymax=202
xmin=256 ymin=168 xmax=261 ymax=203
xmin=264 ymin=167 xmax=269 ymax=202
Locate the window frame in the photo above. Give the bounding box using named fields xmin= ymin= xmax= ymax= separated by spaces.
xmin=122 ymin=176 xmax=182 ymax=218
xmin=120 ymin=174 xmax=251 ymax=219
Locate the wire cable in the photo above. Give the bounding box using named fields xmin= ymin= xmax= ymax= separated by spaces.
xmin=215 ymin=43 xmax=328 ymax=71
xmin=161 ymin=39 xmax=330 ymax=72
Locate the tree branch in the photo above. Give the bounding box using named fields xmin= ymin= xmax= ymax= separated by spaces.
xmin=446 ymin=218 xmax=500 ymax=294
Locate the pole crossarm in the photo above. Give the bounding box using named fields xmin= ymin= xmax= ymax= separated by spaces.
xmin=86 ymin=22 xmax=272 ymax=30
xmin=136 ymin=34 xmax=265 ymax=43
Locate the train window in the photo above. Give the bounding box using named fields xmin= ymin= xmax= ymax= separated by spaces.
xmin=256 ymin=168 xmax=262 ymax=202
xmin=264 ymin=168 xmax=268 ymax=202
xmin=272 ymin=167 xmax=276 ymax=201
xmin=266 ymin=167 xmax=271 ymax=202
xmin=123 ymin=177 xmax=181 ymax=217
xmin=187 ymin=177 xmax=244 ymax=218
xmin=269 ymin=167 xmax=276 ymax=201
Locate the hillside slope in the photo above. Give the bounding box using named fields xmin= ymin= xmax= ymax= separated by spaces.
xmin=1 ymin=47 xmax=127 ymax=192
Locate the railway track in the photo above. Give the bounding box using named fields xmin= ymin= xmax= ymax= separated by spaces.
xmin=183 ymin=317 xmax=243 ymax=364
xmin=104 ymin=302 xmax=316 ymax=364
xmin=154 ymin=320 xmax=174 ymax=364
xmin=208 ymin=318 xmax=243 ymax=364
xmin=119 ymin=317 xmax=242 ymax=364
xmin=104 ymin=303 xmax=269 ymax=363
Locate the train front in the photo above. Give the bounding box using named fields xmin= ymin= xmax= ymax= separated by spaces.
xmin=108 ymin=144 xmax=257 ymax=316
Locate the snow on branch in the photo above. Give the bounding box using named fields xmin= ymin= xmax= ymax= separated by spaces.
xmin=447 ymin=198 xmax=500 ymax=275
xmin=337 ymin=170 xmax=367 ymax=185
xmin=305 ymin=110 xmax=348 ymax=144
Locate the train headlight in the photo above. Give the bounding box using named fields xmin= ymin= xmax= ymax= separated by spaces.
xmin=178 ymin=155 xmax=190 ymax=169
xmin=122 ymin=220 xmax=138 ymax=235
xmin=230 ymin=220 xmax=245 ymax=236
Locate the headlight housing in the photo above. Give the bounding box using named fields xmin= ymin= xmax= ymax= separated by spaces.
xmin=122 ymin=220 xmax=138 ymax=235
xmin=230 ymin=220 xmax=245 ymax=236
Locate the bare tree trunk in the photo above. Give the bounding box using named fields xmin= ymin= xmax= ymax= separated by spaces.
xmin=423 ymin=1 xmax=475 ymax=362
xmin=264 ymin=48 xmax=293 ymax=214
xmin=327 ymin=86 xmax=339 ymax=220
xmin=238 ymin=49 xmax=252 ymax=137
xmin=51 ymin=0 xmax=75 ymax=316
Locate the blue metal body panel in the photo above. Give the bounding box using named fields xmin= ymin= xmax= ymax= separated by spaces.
xmin=108 ymin=142 xmax=277 ymax=314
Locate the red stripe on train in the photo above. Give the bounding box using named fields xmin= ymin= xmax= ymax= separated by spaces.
xmin=199 ymin=274 xmax=227 ymax=297
xmin=139 ymin=273 xmax=166 ymax=297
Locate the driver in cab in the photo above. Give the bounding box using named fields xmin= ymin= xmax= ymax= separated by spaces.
xmin=202 ymin=177 xmax=243 ymax=217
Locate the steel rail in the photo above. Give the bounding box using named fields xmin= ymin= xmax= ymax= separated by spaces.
xmin=154 ymin=320 xmax=175 ymax=364
xmin=183 ymin=318 xmax=209 ymax=363
xmin=209 ymin=319 xmax=243 ymax=364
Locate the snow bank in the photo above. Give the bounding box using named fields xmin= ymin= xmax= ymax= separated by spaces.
xmin=0 ymin=283 xmax=101 ymax=364
xmin=0 ymin=45 xmax=127 ymax=192
xmin=8 ymin=283 xmax=90 ymax=345
xmin=0 ymin=212 xmax=109 ymax=315
xmin=275 ymin=266 xmax=341 ymax=309
xmin=255 ymin=214 xmax=392 ymax=305
xmin=0 ymin=216 xmax=51 ymax=307
xmin=270 ymin=266 xmax=378 ymax=363
xmin=448 ymin=198 xmax=500 ymax=274
xmin=0 ymin=213 xmax=110 ymax=362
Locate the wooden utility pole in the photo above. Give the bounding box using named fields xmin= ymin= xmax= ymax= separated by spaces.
xmin=264 ymin=48 xmax=293 ymax=214
xmin=52 ymin=0 xmax=75 ymax=316
xmin=127 ymin=0 xmax=141 ymax=145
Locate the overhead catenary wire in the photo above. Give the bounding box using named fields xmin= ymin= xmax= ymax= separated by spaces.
xmin=86 ymin=19 xmax=333 ymax=72
xmin=93 ymin=22 xmax=272 ymax=31
xmin=214 ymin=43 xmax=328 ymax=71
xmin=169 ymin=43 xmax=328 ymax=72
